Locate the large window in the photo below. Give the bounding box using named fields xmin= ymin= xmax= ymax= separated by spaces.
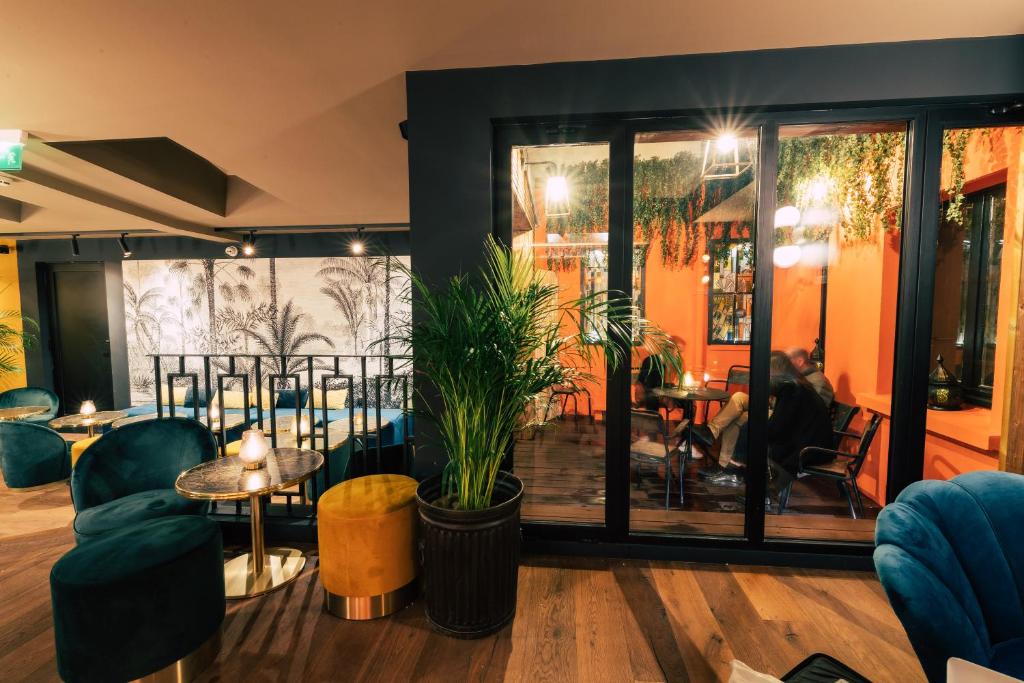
xmin=934 ymin=183 xmax=1007 ymax=407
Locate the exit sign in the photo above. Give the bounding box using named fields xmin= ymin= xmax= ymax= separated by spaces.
xmin=0 ymin=144 xmax=22 ymax=171
xmin=0 ymin=130 xmax=25 ymax=171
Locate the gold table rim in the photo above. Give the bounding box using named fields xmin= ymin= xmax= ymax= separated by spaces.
xmin=48 ymin=410 xmax=129 ymax=428
xmin=0 ymin=405 xmax=48 ymax=419
xmin=175 ymin=448 xmax=324 ymax=501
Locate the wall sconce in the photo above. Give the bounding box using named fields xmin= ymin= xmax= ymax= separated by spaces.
xmin=773 ymin=245 xmax=802 ymax=269
xmin=545 ymin=175 xmax=570 ymax=218
xmin=238 ymin=429 xmax=269 ymax=470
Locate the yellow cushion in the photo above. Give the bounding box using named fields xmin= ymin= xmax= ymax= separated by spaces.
xmin=70 ymin=435 xmax=102 ymax=468
xmin=312 ymin=389 xmax=348 ymax=410
xmin=223 ymin=439 xmax=242 ymax=457
xmin=317 ymin=474 xmax=419 ymax=597
xmin=163 ymin=384 xmax=188 ymax=406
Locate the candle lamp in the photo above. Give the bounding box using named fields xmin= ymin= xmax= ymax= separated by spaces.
xmin=238 ymin=429 xmax=269 ymax=470
xmin=208 ymin=405 xmax=221 ymax=429
xmin=80 ymin=400 xmax=96 ymax=416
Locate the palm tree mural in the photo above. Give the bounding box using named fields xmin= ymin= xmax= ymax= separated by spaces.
xmin=320 ymin=282 xmax=367 ymax=353
xmin=243 ymin=299 xmax=335 ymax=378
xmin=168 ymin=259 xmax=256 ymax=352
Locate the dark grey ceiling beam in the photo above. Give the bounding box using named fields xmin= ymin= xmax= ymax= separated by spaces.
xmin=48 ymin=137 xmax=228 ymax=216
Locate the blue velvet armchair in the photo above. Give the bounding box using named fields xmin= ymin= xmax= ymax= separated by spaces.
xmin=0 ymin=386 xmax=59 ymax=424
xmin=0 ymin=422 xmax=69 ymax=488
xmin=71 ymin=417 xmax=216 ymax=542
xmin=874 ymin=471 xmax=1024 ymax=682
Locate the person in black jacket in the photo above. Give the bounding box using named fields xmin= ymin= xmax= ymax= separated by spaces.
xmin=705 ymin=351 xmax=832 ymax=488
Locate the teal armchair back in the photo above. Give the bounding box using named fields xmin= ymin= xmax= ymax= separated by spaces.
xmin=0 ymin=422 xmax=69 ymax=488
xmin=874 ymin=471 xmax=1024 ymax=682
xmin=71 ymin=417 xmax=216 ymax=512
xmin=0 ymin=386 xmax=59 ymax=423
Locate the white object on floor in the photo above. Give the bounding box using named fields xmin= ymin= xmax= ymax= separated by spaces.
xmin=948 ymin=658 xmax=1024 ymax=683
xmin=728 ymin=660 xmax=784 ymax=683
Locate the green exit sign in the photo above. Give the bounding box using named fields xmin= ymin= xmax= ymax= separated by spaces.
xmin=0 ymin=144 xmax=23 ymax=171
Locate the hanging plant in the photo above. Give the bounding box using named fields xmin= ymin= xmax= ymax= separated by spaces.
xmin=943 ymin=129 xmax=971 ymax=225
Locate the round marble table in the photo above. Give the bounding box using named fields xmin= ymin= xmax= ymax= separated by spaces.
xmin=175 ymin=448 xmax=323 ymax=599
xmin=0 ymin=405 xmax=48 ymax=421
xmin=49 ymin=410 xmax=128 ymax=437
xmin=651 ymin=385 xmax=732 ymax=464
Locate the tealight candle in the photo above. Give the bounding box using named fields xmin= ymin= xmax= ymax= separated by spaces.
xmin=208 ymin=405 xmax=220 ymax=428
xmin=238 ymin=429 xmax=269 ymax=470
xmin=79 ymin=400 xmax=96 ymax=416
xmin=290 ymin=416 xmax=311 ymax=436
xmin=704 ymin=372 xmax=711 ymax=384
xmin=683 ymin=371 xmax=696 ymax=388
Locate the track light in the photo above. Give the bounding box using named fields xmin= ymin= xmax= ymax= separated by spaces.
xmin=242 ymin=230 xmax=256 ymax=257
xmin=71 ymin=234 xmax=80 ymax=257
xmin=118 ymin=233 xmax=132 ymax=258
xmin=350 ymin=228 xmax=365 ymax=255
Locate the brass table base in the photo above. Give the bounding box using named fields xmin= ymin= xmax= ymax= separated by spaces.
xmin=224 ymin=548 xmax=305 ymax=599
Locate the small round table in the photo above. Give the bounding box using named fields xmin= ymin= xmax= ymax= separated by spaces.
xmin=175 ymin=448 xmax=324 ymax=599
xmin=49 ymin=410 xmax=128 ymax=437
xmin=651 ymin=385 xmax=731 ymax=465
xmin=0 ymin=406 xmax=48 ymax=421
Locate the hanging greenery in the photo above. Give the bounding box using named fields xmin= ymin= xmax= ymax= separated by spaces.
xmin=943 ymin=129 xmax=971 ymax=225
xmin=776 ymin=132 xmax=905 ymax=244
xmin=540 ymin=132 xmax=906 ymax=270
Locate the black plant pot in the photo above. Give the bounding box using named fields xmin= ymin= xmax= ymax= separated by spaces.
xmin=416 ymin=471 xmax=523 ymax=638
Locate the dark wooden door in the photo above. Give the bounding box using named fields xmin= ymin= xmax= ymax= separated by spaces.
xmin=48 ymin=263 xmax=114 ymax=412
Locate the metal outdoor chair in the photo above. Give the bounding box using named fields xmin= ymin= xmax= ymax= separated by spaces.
xmin=629 ymin=409 xmax=677 ymax=510
xmin=702 ymin=364 xmax=750 ymax=422
xmin=780 ymin=412 xmax=883 ymax=519
xmin=829 ymin=401 xmax=860 ymax=447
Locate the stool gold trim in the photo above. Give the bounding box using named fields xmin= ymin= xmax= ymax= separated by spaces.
xmin=324 ymin=580 xmax=418 ymax=620
xmin=131 ymin=629 xmax=221 ymax=683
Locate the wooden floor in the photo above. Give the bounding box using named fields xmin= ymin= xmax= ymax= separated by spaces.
xmin=0 ymin=477 xmax=923 ymax=682
xmin=516 ymin=417 xmax=878 ymax=542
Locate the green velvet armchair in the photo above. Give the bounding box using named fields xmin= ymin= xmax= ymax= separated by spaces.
xmin=70 ymin=417 xmax=216 ymax=542
xmin=0 ymin=421 xmax=69 ymax=488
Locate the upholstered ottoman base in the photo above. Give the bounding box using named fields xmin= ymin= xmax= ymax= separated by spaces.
xmin=325 ymin=579 xmax=418 ymax=620
xmin=137 ymin=629 xmax=221 ymax=683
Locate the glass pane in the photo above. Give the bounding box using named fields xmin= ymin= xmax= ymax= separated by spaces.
xmin=927 ymin=125 xmax=1022 ymax=479
xmin=511 ymin=142 xmax=610 ymax=526
xmin=765 ymin=121 xmax=908 ymax=542
xmin=629 ymin=128 xmax=758 ymax=537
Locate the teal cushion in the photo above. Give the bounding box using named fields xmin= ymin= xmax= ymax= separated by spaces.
xmin=73 ymin=489 xmax=208 ymax=542
xmin=0 ymin=421 xmax=69 ymax=488
xmin=51 ymin=515 xmax=225 ymax=682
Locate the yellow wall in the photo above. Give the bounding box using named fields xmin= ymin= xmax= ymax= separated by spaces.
xmin=0 ymin=240 xmax=27 ymax=391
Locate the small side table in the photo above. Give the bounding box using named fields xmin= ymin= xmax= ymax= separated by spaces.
xmin=175 ymin=448 xmax=324 ymax=599
xmin=49 ymin=411 xmax=128 ymax=438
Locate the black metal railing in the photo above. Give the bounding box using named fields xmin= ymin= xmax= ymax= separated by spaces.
xmin=149 ymin=353 xmax=413 ymax=525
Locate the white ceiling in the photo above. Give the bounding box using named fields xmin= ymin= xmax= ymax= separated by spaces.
xmin=2 ymin=0 xmax=1021 ymax=237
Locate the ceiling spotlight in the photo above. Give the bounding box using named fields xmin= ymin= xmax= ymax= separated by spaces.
xmin=242 ymin=230 xmax=256 ymax=256
xmin=118 ymin=233 xmax=132 ymax=258
xmin=350 ymin=228 xmax=365 ymax=255
xmin=71 ymin=233 xmax=80 ymax=257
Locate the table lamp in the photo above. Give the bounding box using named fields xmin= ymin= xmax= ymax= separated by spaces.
xmin=208 ymin=404 xmax=221 ymax=429
xmin=238 ymin=429 xmax=269 ymax=470
xmin=80 ymin=400 xmax=96 ymax=416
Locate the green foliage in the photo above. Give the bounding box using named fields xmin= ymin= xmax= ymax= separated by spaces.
xmin=943 ymin=129 xmax=971 ymax=225
xmin=776 ymin=132 xmax=905 ymax=243
xmin=0 ymin=309 xmax=37 ymax=377
xmin=388 ymin=237 xmax=682 ymax=511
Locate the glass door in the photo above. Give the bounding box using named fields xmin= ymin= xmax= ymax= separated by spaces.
xmin=503 ymin=133 xmax=615 ymax=527
xmin=627 ymin=126 xmax=760 ymax=537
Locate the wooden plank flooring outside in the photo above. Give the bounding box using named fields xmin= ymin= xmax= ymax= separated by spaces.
xmin=516 ymin=418 xmax=879 ymax=542
xmin=0 ymin=476 xmax=924 ymax=682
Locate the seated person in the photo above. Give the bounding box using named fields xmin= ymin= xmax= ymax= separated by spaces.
xmin=634 ymin=353 xmax=667 ymax=412
xmin=698 ymin=352 xmax=832 ymax=488
xmin=785 ymin=346 xmax=834 ymax=406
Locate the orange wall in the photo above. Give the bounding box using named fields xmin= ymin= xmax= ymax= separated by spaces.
xmin=0 ymin=240 xmax=26 ymax=392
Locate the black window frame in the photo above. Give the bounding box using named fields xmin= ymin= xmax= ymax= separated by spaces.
xmin=948 ymin=183 xmax=1007 ymax=408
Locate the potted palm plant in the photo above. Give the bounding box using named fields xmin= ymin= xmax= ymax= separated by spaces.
xmin=392 ymin=237 xmax=679 ymax=638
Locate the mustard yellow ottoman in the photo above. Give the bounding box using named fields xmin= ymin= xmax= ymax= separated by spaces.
xmin=317 ymin=474 xmax=419 ymax=619
xmin=70 ymin=435 xmax=101 ymax=468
